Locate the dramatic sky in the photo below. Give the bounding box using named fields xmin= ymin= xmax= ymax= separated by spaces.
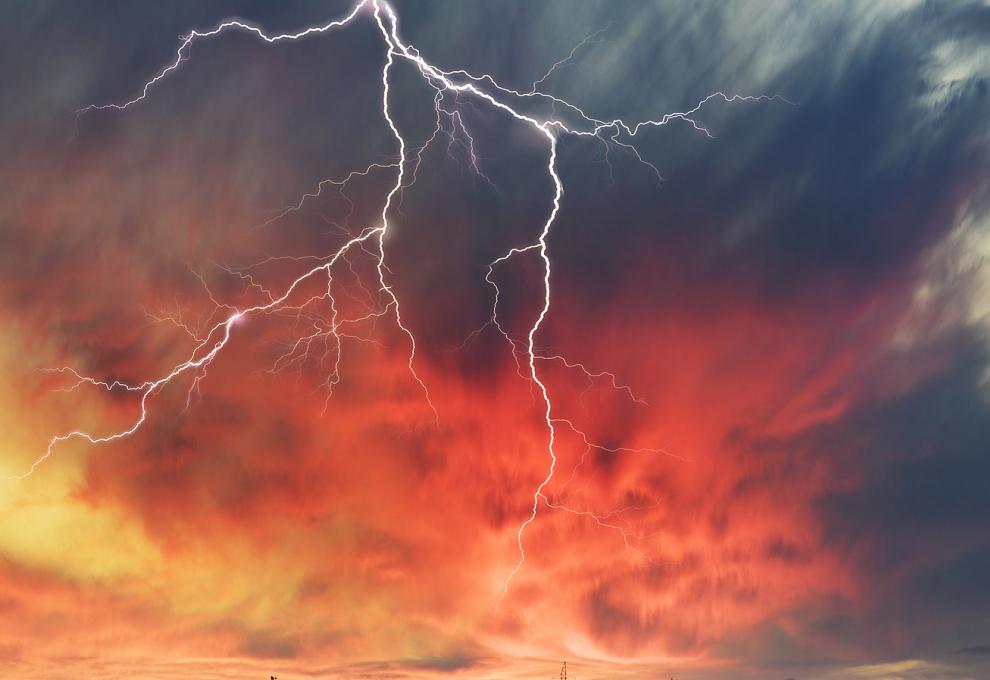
xmin=2 ymin=1 xmax=990 ymax=678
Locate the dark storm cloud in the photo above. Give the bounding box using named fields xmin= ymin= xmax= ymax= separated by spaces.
xmin=721 ymin=330 xmax=990 ymax=667
xmin=545 ymin=0 xmax=990 ymax=303
xmin=0 ymin=1 xmax=361 ymax=126
xmin=1 ymin=1 xmax=989 ymax=678
xmin=818 ymin=341 xmax=990 ymax=562
xmin=8 ymin=1 xmax=987 ymax=305
xmin=702 ymin=3 xmax=990 ymax=292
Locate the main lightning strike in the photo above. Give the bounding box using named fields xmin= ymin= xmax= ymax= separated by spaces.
xmin=13 ymin=0 xmax=787 ymax=600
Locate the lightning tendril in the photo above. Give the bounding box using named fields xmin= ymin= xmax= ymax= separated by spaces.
xmin=11 ymin=0 xmax=789 ymax=601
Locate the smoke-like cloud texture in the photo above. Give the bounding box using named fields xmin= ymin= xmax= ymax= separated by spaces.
xmin=2 ymin=1 xmax=989 ymax=678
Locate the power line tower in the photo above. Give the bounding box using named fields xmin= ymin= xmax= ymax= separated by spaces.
xmin=559 ymin=661 xmax=568 ymax=679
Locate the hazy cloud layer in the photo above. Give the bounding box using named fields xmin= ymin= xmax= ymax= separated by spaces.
xmin=1 ymin=1 xmax=988 ymax=678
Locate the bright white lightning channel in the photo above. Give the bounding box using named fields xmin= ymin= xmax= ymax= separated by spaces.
xmin=12 ymin=0 xmax=788 ymax=600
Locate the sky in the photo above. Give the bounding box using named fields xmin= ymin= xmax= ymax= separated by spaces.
xmin=1 ymin=1 xmax=990 ymax=679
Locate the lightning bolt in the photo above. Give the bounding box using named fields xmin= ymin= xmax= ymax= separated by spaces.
xmin=12 ymin=0 xmax=789 ymax=601
xmin=527 ymin=23 xmax=612 ymax=95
